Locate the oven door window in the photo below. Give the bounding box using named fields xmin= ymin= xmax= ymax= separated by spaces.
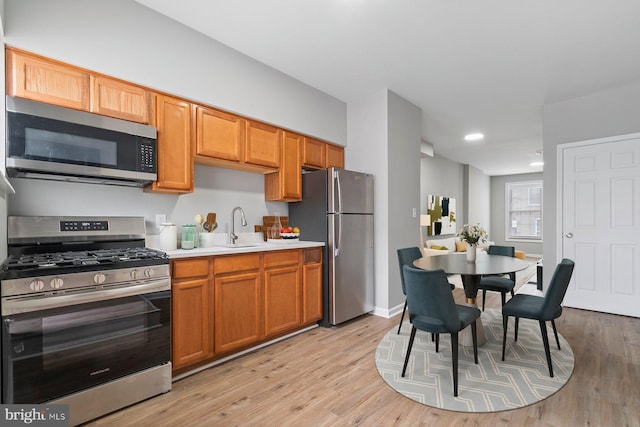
xmin=2 ymin=290 xmax=170 ymax=404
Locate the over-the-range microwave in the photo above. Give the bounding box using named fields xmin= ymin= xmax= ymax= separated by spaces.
xmin=5 ymin=96 xmax=158 ymax=187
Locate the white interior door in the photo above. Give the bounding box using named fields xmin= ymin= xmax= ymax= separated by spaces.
xmin=560 ymin=134 xmax=640 ymax=317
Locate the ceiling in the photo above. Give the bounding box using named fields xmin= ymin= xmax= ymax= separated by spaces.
xmin=134 ymin=0 xmax=640 ymax=176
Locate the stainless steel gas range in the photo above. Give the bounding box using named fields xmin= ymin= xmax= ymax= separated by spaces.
xmin=0 ymin=216 xmax=172 ymax=426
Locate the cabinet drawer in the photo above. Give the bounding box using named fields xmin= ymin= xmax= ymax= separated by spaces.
xmin=214 ymin=253 xmax=260 ymax=275
xmin=172 ymin=258 xmax=210 ymax=279
xmin=263 ymin=250 xmax=299 ymax=268
xmin=304 ymin=247 xmax=322 ymax=264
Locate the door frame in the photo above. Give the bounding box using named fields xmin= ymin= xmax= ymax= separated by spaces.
xmin=556 ymin=131 xmax=640 ymax=273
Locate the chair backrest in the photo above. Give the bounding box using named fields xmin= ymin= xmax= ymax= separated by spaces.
xmin=397 ymin=247 xmax=423 ymax=295
xmin=487 ymin=245 xmax=516 ymax=281
xmin=487 ymin=245 xmax=515 ymax=257
xmin=402 ymin=265 xmax=460 ymax=332
xmin=541 ymin=259 xmax=575 ymax=319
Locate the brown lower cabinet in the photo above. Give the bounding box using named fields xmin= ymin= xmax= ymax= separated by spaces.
xmin=170 ymin=247 xmax=322 ymax=375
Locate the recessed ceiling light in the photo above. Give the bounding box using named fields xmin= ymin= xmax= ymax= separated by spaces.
xmin=530 ymin=161 xmax=544 ymax=167
xmin=464 ymin=133 xmax=484 ymax=142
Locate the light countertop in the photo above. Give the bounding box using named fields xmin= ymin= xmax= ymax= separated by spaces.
xmin=164 ymin=240 xmax=325 ymax=259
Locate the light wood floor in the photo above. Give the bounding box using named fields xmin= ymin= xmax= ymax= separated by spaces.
xmin=90 ymin=290 xmax=640 ymax=427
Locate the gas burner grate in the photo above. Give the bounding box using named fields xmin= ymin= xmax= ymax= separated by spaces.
xmin=4 ymin=248 xmax=168 ymax=272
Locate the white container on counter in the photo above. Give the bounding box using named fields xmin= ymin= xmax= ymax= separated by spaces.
xmin=199 ymin=232 xmax=216 ymax=248
xmin=157 ymin=223 xmax=177 ymax=251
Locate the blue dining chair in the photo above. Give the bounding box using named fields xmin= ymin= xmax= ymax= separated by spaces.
xmin=401 ymin=265 xmax=480 ymax=397
xmin=397 ymin=247 xmax=455 ymax=334
xmin=501 ymin=259 xmax=575 ymax=377
xmin=478 ymin=245 xmax=516 ymax=311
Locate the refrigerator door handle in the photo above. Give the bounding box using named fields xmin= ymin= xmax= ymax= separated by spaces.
xmin=335 ymin=169 xmax=342 ymax=214
xmin=335 ymin=213 xmax=342 ymax=257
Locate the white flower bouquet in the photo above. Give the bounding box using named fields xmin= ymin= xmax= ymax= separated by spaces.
xmin=456 ymin=223 xmax=488 ymax=246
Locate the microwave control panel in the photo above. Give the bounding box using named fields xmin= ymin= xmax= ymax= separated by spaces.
xmin=138 ymin=138 xmax=156 ymax=172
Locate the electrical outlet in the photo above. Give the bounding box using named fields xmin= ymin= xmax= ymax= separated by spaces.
xmin=155 ymin=214 xmax=166 ymax=227
xmin=412 ymin=208 xmax=417 ymax=218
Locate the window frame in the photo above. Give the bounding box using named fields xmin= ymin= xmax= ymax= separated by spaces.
xmin=505 ymin=180 xmax=543 ymax=242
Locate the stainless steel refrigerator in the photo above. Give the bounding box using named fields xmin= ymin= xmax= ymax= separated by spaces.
xmin=289 ymin=168 xmax=374 ymax=326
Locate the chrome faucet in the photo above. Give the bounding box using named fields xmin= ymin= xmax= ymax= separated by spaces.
xmin=230 ymin=206 xmax=247 ymax=244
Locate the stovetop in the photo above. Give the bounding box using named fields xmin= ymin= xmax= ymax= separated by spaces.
xmin=1 ymin=247 xmax=169 ymax=281
xmin=2 ymin=216 xmax=169 ymax=281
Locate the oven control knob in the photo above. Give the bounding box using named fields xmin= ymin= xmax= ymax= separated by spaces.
xmin=29 ymin=279 xmax=45 ymax=292
xmin=50 ymin=277 xmax=64 ymax=289
xmin=93 ymin=273 xmax=106 ymax=285
xmin=144 ymin=268 xmax=154 ymax=278
xmin=130 ymin=269 xmax=140 ymax=280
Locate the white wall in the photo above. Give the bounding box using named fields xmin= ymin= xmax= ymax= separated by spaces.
xmin=2 ymin=0 xmax=347 ymax=245
xmin=4 ymin=0 xmax=346 ymax=145
xmin=543 ymin=81 xmax=640 ymax=282
xmin=466 ymin=165 xmax=491 ymax=236
xmin=347 ymin=90 xmax=389 ymax=312
xmin=386 ymin=91 xmax=422 ymax=312
xmin=346 ymin=90 xmax=421 ymax=316
xmin=490 ymin=172 xmax=543 ymax=255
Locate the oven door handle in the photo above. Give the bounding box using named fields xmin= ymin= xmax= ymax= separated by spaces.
xmin=1 ymin=278 xmax=170 ymax=316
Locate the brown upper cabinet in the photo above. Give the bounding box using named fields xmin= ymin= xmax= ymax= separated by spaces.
xmin=6 ymin=48 xmax=151 ymax=124
xmin=194 ymin=110 xmax=280 ymax=173
xmin=90 ymin=76 xmax=151 ymax=124
xmin=244 ymin=119 xmax=280 ymax=169
xmin=326 ymin=143 xmax=345 ymax=169
xmin=302 ymin=137 xmax=345 ymax=170
xmin=302 ymin=137 xmax=326 ymax=169
xmin=146 ymin=94 xmax=194 ymax=194
xmin=6 ymin=47 xmax=345 ymax=198
xmin=195 ymin=105 xmax=244 ymax=162
xmin=265 ymin=130 xmax=302 ymax=202
xmin=6 ymin=48 xmax=90 ymax=111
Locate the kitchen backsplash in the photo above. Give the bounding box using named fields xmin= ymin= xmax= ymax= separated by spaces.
xmin=7 ymin=164 xmax=288 ymax=237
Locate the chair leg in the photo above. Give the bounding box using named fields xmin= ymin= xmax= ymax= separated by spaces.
xmin=431 ymin=333 xmax=435 ymax=342
xmin=502 ymin=316 xmax=508 ymax=361
xmin=539 ymin=320 xmax=554 ymax=377
xmin=402 ymin=326 xmax=417 ymax=377
xmin=551 ymin=319 xmax=561 ymax=350
xmin=471 ymin=320 xmax=478 ymax=364
xmin=397 ymin=299 xmax=407 ymax=334
xmin=514 ymin=317 xmax=519 ymax=341
xmin=452 ymin=332 xmax=459 ymax=397
xmin=510 ymin=289 xmax=515 ymax=297
xmin=500 ymin=292 xmax=506 ymax=307
xmin=435 ymin=333 xmax=440 ymax=353
xmin=481 ymin=290 xmax=486 ymax=311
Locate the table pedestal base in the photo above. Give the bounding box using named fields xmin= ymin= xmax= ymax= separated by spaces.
xmin=460 ymin=316 xmax=486 ymax=347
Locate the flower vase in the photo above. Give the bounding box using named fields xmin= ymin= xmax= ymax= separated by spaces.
xmin=466 ymin=244 xmax=476 ymax=262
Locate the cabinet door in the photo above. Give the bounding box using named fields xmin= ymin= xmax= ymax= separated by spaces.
xmin=90 ymin=76 xmax=151 ymax=123
xmin=303 ymin=248 xmax=323 ymax=324
xmin=326 ymin=143 xmax=345 ymax=169
xmin=302 ymin=137 xmax=326 ymax=169
xmin=172 ymin=278 xmax=212 ymax=370
xmin=196 ymin=105 xmax=243 ymax=161
xmin=245 ymin=120 xmax=280 ymax=168
xmin=147 ymin=94 xmax=194 ymax=193
xmin=6 ymin=48 xmax=90 ymax=111
xmin=264 ymin=265 xmax=301 ymax=337
xmin=214 ymin=271 xmax=262 ymax=353
xmin=264 ymin=131 xmax=302 ymax=201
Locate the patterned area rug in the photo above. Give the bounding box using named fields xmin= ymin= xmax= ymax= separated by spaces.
xmin=375 ymin=309 xmax=574 ymax=412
